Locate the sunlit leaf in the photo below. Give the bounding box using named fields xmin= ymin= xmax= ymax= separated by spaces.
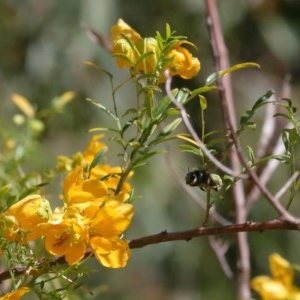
xmin=176 ymin=134 xmax=199 ymax=147
xmin=206 ymin=62 xmax=260 ymax=86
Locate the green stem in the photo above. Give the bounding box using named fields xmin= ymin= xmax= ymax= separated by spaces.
xmin=202 ymin=189 xmax=211 ymax=226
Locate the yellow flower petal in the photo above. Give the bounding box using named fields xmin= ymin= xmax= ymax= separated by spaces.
xmin=63 ymin=166 xmax=108 ymax=208
xmin=90 ymin=237 xmax=130 ymax=268
xmin=40 ymin=218 xmax=88 ymax=265
xmin=2 ymin=195 xmax=51 ymax=241
xmin=111 ymin=19 xmax=142 ymax=45
xmin=251 ymin=253 xmax=300 ymax=300
xmin=89 ymin=201 xmax=134 ymax=237
xmin=168 ymin=46 xmax=200 ymax=79
xmin=270 ymin=253 xmax=294 ymax=288
xmin=11 ymin=94 xmax=35 ymax=118
xmin=83 ymin=134 xmax=106 ymax=164
xmin=0 ymin=287 xmax=30 ymax=300
xmin=251 ymin=276 xmax=289 ymax=300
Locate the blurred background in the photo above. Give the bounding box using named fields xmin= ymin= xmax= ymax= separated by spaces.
xmin=1 ymin=0 xmax=300 ymax=299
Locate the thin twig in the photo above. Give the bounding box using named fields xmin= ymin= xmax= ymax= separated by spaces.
xmin=274 ymin=171 xmax=299 ymax=200
xmin=204 ymin=1 xmax=250 ymax=298
xmin=208 ymin=236 xmax=233 ymax=279
xmin=204 ymin=1 xmax=300 ymax=225
xmin=164 ymin=71 xmax=241 ymax=179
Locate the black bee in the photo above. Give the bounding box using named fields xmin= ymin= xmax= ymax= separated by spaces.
xmin=185 ymin=170 xmax=223 ymax=191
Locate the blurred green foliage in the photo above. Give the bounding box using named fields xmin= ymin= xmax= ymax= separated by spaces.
xmin=1 ymin=0 xmax=300 ymax=299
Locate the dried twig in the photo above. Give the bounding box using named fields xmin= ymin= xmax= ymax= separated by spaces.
xmin=208 ymin=236 xmax=233 ymax=279
xmin=204 ymin=1 xmax=250 ymax=298
xmin=164 ymin=71 xmax=240 ymax=179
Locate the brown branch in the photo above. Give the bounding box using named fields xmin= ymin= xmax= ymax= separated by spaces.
xmin=129 ymin=219 xmax=299 ymax=249
xmin=0 ymin=220 xmax=298 ymax=284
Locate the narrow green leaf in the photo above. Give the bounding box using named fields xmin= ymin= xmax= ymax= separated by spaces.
xmin=199 ymin=95 xmax=207 ymax=111
xmin=86 ymin=98 xmax=119 ymax=121
xmin=189 ymin=86 xmax=217 ymax=99
xmin=176 ymin=88 xmax=190 ymax=104
xmin=219 ymin=62 xmax=260 ymax=77
xmin=246 ymin=146 xmax=255 ymax=166
xmin=83 ymin=61 xmax=113 ymax=79
xmin=153 ymin=89 xmax=177 ymax=119
xmin=206 ymin=72 xmax=219 ymax=86
xmin=89 ymin=146 xmax=108 ymax=172
xmin=161 ymin=118 xmax=182 ymax=135
xmin=252 ymin=89 xmax=274 ymax=111
xmin=240 ymin=109 xmax=254 ymax=125
xmin=206 ymin=62 xmax=260 ymax=86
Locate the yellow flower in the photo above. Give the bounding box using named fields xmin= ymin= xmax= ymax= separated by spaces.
xmin=167 ymin=45 xmax=201 ymax=79
xmin=63 ymin=165 xmax=108 ymax=209
xmin=111 ymin=19 xmax=142 ymax=69
xmin=38 ymin=214 xmax=88 ymax=265
xmin=1 ymin=195 xmax=51 ymax=242
xmin=110 ymin=19 xmax=200 ymax=82
xmin=0 ymin=286 xmax=30 ymax=300
xmin=112 ymin=38 xmax=138 ymax=69
xmin=89 ymin=200 xmax=134 ymax=268
xmin=89 ymin=164 xmax=132 ymax=199
xmin=83 ymin=134 xmax=106 ymax=164
xmin=111 ymin=19 xmax=142 ymax=46
xmin=251 ymin=253 xmax=300 ymax=300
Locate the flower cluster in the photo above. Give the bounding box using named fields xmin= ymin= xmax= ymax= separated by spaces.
xmin=111 ymin=19 xmax=200 ymax=82
xmin=251 ymin=253 xmax=300 ymax=300
xmin=0 ymin=135 xmax=134 ymax=269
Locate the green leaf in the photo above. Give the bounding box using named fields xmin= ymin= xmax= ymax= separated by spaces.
xmin=246 ymin=146 xmax=255 ymax=166
xmin=153 ymin=89 xmax=177 ymax=119
xmin=134 ymin=150 xmax=166 ymax=166
xmin=176 ymin=88 xmax=190 ymax=104
xmin=0 ymin=184 xmax=12 ymax=198
xmin=88 ymin=146 xmax=108 ymax=173
xmin=199 ymin=95 xmax=207 ymax=111
xmin=86 ymin=98 xmax=119 ymax=122
xmin=189 ymin=86 xmax=217 ymax=99
xmin=161 ymin=118 xmax=182 ymax=135
xmin=180 ymin=144 xmax=204 ymax=158
xmin=240 ymin=109 xmax=255 ymax=125
xmin=252 ymin=89 xmax=274 ymax=111
xmin=206 ymin=62 xmax=260 ymax=86
xmin=83 ymin=61 xmax=113 ymax=79
xmin=240 ymin=90 xmax=274 ymax=125
xmin=166 ymin=107 xmax=180 ymax=116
